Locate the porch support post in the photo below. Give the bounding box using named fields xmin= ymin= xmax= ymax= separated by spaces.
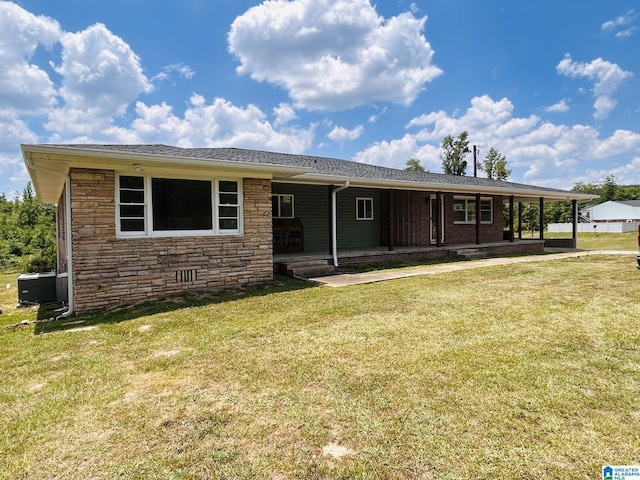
xmin=539 ymin=197 xmax=545 ymax=241
xmin=572 ymin=199 xmax=578 ymax=249
xmin=388 ymin=190 xmax=395 ymax=251
xmin=509 ymin=195 xmax=515 ymax=242
xmin=328 ymin=185 xmax=334 ymax=255
xmin=436 ymin=192 xmax=443 ymax=247
xmin=518 ymin=202 xmax=523 ymax=239
xmin=475 ymin=193 xmax=481 ymax=245
xmin=331 ymin=182 xmax=350 ymax=267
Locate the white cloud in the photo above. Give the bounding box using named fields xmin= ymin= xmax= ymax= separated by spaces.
xmin=592 ymin=129 xmax=640 ymax=158
xmin=556 ymin=54 xmax=633 ymax=120
xmin=228 ymin=0 xmax=442 ymax=110
xmin=545 ymin=99 xmax=570 ymax=113
xmin=354 ymin=95 xmax=640 ymax=189
xmin=354 ymin=134 xmax=441 ymax=172
xmin=327 ymin=124 xmax=364 ymax=141
xmin=127 ymin=94 xmax=315 ymax=153
xmin=273 ymin=103 xmax=298 ymax=127
xmin=0 ymin=2 xmax=60 ymax=114
xmin=368 ymin=106 xmax=388 ymax=123
xmin=47 ymin=23 xmax=153 ymax=134
xmin=580 ymin=157 xmax=640 ymax=185
xmin=616 ymin=27 xmax=638 ymax=38
xmin=152 ymin=63 xmax=195 ymax=83
xmin=602 ymin=9 xmax=638 ymax=36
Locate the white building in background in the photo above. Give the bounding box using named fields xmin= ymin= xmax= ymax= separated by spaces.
xmin=582 ymin=200 xmax=640 ymax=222
xmin=549 ymin=200 xmax=640 ymax=233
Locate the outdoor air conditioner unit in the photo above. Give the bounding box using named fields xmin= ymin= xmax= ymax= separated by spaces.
xmin=18 ymin=272 xmax=57 ymax=304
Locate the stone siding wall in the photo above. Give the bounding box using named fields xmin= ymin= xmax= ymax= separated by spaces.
xmin=69 ymin=168 xmax=273 ymax=313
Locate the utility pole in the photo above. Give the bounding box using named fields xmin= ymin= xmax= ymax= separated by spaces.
xmin=473 ymin=145 xmax=477 ymax=177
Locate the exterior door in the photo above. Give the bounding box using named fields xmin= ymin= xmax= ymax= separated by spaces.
xmin=430 ymin=195 xmax=444 ymax=244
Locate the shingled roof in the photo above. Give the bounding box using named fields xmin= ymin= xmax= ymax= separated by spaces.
xmin=23 ymin=143 xmax=595 ymax=203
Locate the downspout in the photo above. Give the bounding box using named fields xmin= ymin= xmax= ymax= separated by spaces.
xmin=331 ymin=181 xmax=350 ymax=267
xmin=24 ymin=157 xmax=74 ymax=318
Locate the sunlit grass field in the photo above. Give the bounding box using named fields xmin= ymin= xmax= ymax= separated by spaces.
xmin=1 ymin=250 xmax=639 ymax=479
xmin=533 ymin=230 xmax=638 ymax=251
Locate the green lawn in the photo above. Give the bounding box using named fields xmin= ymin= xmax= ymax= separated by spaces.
xmin=539 ymin=231 xmax=638 ymax=251
xmin=1 ymin=255 xmax=639 ymax=479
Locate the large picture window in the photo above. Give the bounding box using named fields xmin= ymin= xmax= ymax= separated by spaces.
xmin=117 ymin=175 xmax=242 ymax=237
xmin=152 ymin=178 xmax=212 ymax=231
xmin=453 ymin=196 xmax=493 ymax=224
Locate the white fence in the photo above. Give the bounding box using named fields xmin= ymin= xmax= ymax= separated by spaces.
xmin=548 ymin=221 xmax=640 ymax=233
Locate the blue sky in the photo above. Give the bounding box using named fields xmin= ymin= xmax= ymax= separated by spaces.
xmin=1 ymin=0 xmax=639 ymax=196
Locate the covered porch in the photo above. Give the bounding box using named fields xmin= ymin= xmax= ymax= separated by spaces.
xmin=271 ymin=180 xmax=583 ymax=273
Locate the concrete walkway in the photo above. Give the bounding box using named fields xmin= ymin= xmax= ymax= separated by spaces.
xmin=309 ymin=250 xmax=637 ymax=287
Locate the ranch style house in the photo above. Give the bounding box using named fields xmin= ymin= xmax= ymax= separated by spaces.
xmin=22 ymin=144 xmax=593 ymax=314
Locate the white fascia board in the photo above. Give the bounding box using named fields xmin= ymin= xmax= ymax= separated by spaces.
xmin=21 ymin=144 xmax=309 ymax=178
xmin=286 ymin=173 xmax=595 ymax=201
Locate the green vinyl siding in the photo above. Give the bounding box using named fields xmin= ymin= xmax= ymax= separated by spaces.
xmin=272 ymin=183 xmax=330 ymax=252
xmin=336 ymin=188 xmax=382 ymax=249
xmin=272 ymin=183 xmax=383 ymax=252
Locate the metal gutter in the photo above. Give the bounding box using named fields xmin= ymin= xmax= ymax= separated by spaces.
xmin=282 ymin=174 xmax=596 ymax=202
xmin=331 ymin=182 xmax=350 ymax=267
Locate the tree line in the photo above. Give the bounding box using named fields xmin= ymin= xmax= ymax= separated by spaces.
xmin=0 ymin=182 xmax=57 ymax=272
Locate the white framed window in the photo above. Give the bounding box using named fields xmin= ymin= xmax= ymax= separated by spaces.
xmin=453 ymin=196 xmax=493 ymax=224
xmin=118 ymin=175 xmax=146 ymax=234
xmin=116 ymin=174 xmax=242 ymax=237
xmin=480 ymin=198 xmax=493 ymax=223
xmin=356 ymin=197 xmax=374 ymax=220
xmin=272 ymin=194 xmax=294 ymax=218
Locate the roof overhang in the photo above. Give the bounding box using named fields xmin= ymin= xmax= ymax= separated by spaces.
xmin=22 ymin=144 xmax=310 ymax=204
xmin=277 ymin=173 xmax=596 ymax=203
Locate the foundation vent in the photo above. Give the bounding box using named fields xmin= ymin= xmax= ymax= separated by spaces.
xmin=176 ymin=269 xmax=197 ymax=283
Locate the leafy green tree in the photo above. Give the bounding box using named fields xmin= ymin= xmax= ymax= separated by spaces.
xmin=0 ymin=182 xmax=57 ymax=272
xmin=440 ymin=131 xmax=470 ymax=175
xmin=405 ymin=158 xmax=426 ymax=172
xmin=481 ymin=147 xmax=511 ymax=180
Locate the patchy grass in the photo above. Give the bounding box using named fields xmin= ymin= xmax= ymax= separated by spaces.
xmin=0 ymin=272 xmax=39 ymax=326
xmin=1 ymin=256 xmax=640 ymax=479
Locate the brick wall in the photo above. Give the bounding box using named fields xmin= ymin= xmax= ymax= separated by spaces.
xmin=443 ymin=194 xmax=504 ymax=245
xmin=394 ymin=191 xmax=431 ymax=246
xmin=69 ymin=168 xmax=273 ymax=313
